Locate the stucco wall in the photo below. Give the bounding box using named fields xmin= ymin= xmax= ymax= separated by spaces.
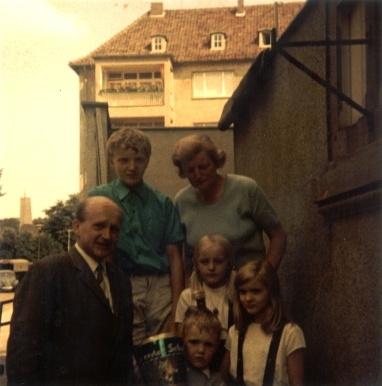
xmin=78 ymin=67 xmax=96 ymax=194
xmin=233 ymin=1 xmax=382 ymax=384
xmin=312 ymin=209 xmax=382 ymax=384
xmin=108 ymin=127 xmax=234 ymax=200
xmin=172 ymin=61 xmax=252 ymax=126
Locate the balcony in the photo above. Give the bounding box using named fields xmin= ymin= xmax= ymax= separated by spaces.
xmin=99 ymin=87 xmax=164 ymax=107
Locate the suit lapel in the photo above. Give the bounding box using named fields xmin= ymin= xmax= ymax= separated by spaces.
xmin=70 ymin=248 xmax=113 ymax=312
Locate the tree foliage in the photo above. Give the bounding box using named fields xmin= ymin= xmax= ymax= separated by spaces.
xmin=0 ymin=228 xmax=17 ymax=257
xmin=0 ymin=218 xmax=19 ymax=233
xmin=17 ymin=232 xmax=62 ymax=261
xmin=42 ymin=194 xmax=79 ymax=250
xmin=0 ymin=193 xmax=79 ymax=260
xmin=0 ymin=228 xmax=62 ymax=261
xmin=33 ymin=217 xmax=46 ymax=226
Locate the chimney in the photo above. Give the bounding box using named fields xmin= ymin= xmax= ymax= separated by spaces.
xmin=150 ymin=2 xmax=164 ymax=17
xmin=236 ymin=0 xmax=245 ymax=17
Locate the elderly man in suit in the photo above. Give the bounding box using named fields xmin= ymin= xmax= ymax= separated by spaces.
xmin=6 ymin=196 xmax=134 ymax=385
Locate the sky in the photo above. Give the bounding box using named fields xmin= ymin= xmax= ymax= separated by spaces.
xmin=0 ymin=0 xmax=301 ymax=219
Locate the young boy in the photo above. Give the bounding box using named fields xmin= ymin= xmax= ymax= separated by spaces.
xmin=88 ymin=128 xmax=185 ymax=346
xmin=182 ymin=307 xmax=226 ymax=386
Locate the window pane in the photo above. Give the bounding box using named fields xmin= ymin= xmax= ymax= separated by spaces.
xmin=259 ymin=31 xmax=271 ymax=47
xmin=108 ymin=72 xmax=122 ymax=80
xmin=139 ymin=72 xmax=152 ymax=79
xmin=124 ymin=73 xmax=137 ymax=79
xmin=192 ymin=72 xmax=233 ymax=98
xmin=215 ymin=35 xmax=222 ymax=47
xmin=154 ymin=38 xmax=162 ymax=51
xmin=193 ymin=73 xmax=204 ymax=97
xmin=205 ymin=72 xmax=222 ymax=96
xmin=223 ymin=72 xmax=234 ymax=95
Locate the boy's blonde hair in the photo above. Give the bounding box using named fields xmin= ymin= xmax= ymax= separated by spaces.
xmin=182 ymin=307 xmax=222 ymax=342
xmin=234 ymin=260 xmax=284 ymax=334
xmin=190 ymin=234 xmax=235 ymax=302
xmin=106 ymin=128 xmax=152 ymax=160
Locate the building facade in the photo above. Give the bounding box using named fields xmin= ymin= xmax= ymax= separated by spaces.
xmin=69 ymin=1 xmax=304 ymax=197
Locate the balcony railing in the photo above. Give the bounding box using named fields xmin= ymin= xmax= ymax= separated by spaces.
xmin=99 ymin=89 xmax=164 ymax=107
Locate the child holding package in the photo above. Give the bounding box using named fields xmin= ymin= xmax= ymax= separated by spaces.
xmin=221 ymin=260 xmax=305 ymax=386
xmin=183 ymin=307 xmax=226 ymax=386
xmin=175 ymin=234 xmax=235 ymax=370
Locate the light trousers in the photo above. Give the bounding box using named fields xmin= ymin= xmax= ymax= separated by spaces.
xmin=131 ymin=273 xmax=172 ymax=346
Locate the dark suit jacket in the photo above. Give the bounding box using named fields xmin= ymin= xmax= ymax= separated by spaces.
xmin=6 ymin=247 xmax=134 ymax=385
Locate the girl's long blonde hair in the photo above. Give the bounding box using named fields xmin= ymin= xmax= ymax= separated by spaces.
xmin=233 ymin=260 xmax=284 ymax=334
xmin=190 ymin=234 xmax=235 ymax=302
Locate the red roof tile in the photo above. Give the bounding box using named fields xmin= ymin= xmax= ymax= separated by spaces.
xmin=69 ymin=2 xmax=304 ymax=67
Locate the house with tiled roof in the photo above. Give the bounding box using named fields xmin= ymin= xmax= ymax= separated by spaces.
xmin=69 ymin=1 xmax=304 ymax=129
xmin=69 ymin=1 xmax=304 ymax=198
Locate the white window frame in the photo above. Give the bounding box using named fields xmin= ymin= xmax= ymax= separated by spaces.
xmin=152 ymin=36 xmax=167 ymax=53
xmin=104 ymin=71 xmax=163 ymax=91
xmin=211 ymin=33 xmax=225 ymax=50
xmin=337 ymin=2 xmax=366 ymax=127
xmin=192 ymin=71 xmax=234 ymax=99
xmin=111 ymin=118 xmax=164 ymax=130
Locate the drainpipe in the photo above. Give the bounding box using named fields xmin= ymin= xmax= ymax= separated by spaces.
xmin=274 ymin=2 xmax=279 ymax=38
xmin=325 ymin=0 xmax=332 ymax=161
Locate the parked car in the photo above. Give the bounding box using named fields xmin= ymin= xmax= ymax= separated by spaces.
xmin=0 ymin=270 xmax=19 ymax=291
xmin=0 ymin=258 xmax=30 ymax=281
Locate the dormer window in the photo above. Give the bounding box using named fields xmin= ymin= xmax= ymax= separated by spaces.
xmin=211 ymin=33 xmax=226 ymax=51
xmin=152 ymin=35 xmax=167 ymax=53
xmin=258 ymin=29 xmax=272 ymax=48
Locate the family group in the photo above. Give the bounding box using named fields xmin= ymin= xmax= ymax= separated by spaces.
xmin=6 ymin=128 xmax=305 ymax=386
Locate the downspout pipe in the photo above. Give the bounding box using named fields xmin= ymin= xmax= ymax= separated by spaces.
xmin=274 ymin=2 xmax=279 ymax=38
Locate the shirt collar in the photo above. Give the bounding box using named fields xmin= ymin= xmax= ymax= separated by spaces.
xmin=202 ymin=368 xmax=211 ymax=379
xmin=187 ymin=366 xmax=211 ymax=379
xmin=115 ymin=179 xmax=149 ymax=203
xmin=75 ymin=243 xmax=105 ymax=273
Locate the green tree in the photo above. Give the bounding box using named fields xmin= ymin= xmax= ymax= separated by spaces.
xmin=0 ymin=193 xmax=79 ymax=260
xmin=36 ymin=233 xmax=63 ymax=260
xmin=16 ymin=232 xmax=63 ymax=261
xmin=15 ymin=232 xmax=35 ymax=260
xmin=42 ymin=194 xmax=79 ymax=250
xmin=0 ymin=218 xmax=20 ymax=233
xmin=33 ymin=217 xmax=46 ymax=226
xmin=0 ymin=230 xmax=63 ymax=261
xmin=0 ymin=228 xmax=17 ymax=258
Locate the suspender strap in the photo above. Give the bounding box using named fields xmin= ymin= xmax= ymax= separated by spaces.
xmin=236 ymin=331 xmax=246 ymax=385
xmin=236 ymin=323 xmax=285 ymax=386
xmin=262 ymin=324 xmax=285 ymax=386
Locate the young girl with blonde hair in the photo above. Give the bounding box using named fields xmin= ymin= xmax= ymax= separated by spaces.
xmin=221 ymin=260 xmax=305 ymax=386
